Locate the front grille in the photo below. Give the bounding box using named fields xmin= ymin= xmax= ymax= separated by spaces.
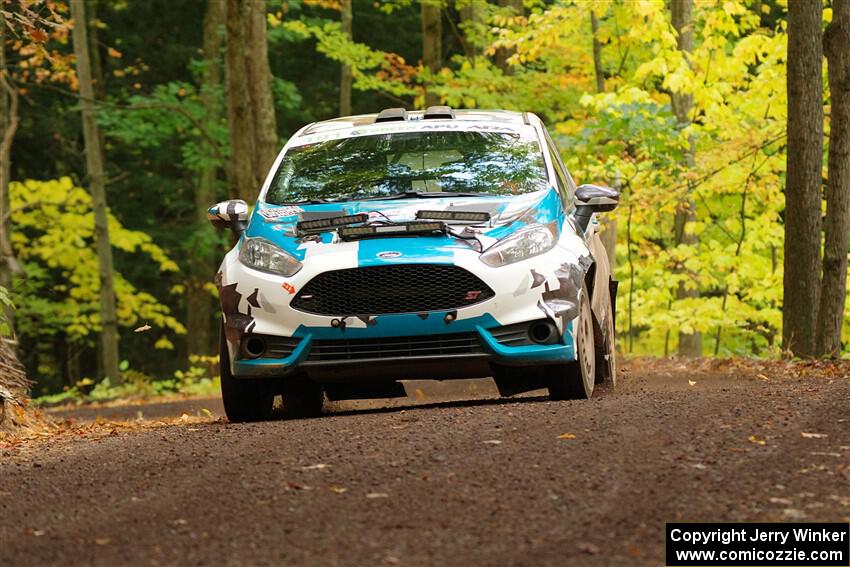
xmin=291 ymin=264 xmax=495 ymax=315
xmin=307 ymin=332 xmax=484 ymax=362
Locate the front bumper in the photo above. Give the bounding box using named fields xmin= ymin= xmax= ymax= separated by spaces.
xmin=232 ymin=320 xmax=576 ymax=378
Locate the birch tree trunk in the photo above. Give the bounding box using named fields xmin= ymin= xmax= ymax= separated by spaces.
xmin=818 ymin=0 xmax=850 ymax=356
xmin=70 ymin=0 xmax=121 ymax=382
xmin=339 ymin=0 xmax=353 ymax=116
xmin=671 ymin=0 xmax=701 ymax=357
xmin=783 ymin=0 xmax=824 ymax=357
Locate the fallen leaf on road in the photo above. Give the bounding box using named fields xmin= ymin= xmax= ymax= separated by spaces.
xmin=801 ymin=432 xmax=828 ymax=439
xmin=171 ymin=519 xmax=188 ymax=526
xmin=133 ymin=324 xmax=151 ymax=333
xmin=756 ymin=373 xmax=769 ymax=381
xmin=688 ymin=380 xmax=696 ymax=386
xmin=329 ymin=485 xmax=348 ymax=494
xmin=24 ymin=528 xmax=45 ymax=537
xmin=748 ymin=435 xmax=766 ymax=446
xmin=285 ymin=481 xmax=312 ymax=491
xmin=577 ymin=542 xmax=600 ymax=554
xmin=180 ymin=413 xmax=190 ymax=423
xmin=769 ymin=497 xmax=793 ymax=505
xmin=557 ymin=433 xmax=576 ymax=440
xmin=200 ymin=408 xmax=214 ymax=418
xmin=94 ymin=537 xmax=111 ymax=545
xmin=366 ymin=492 xmax=389 ymax=499
xmin=302 ymin=464 xmax=330 ymax=470
xmin=482 ymin=440 xmax=502 ymax=445
xmin=783 ymin=508 xmax=807 ymax=519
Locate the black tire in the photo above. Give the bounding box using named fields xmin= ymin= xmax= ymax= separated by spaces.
xmin=595 ymin=286 xmax=617 ymax=388
xmin=548 ymin=285 xmax=595 ymax=400
xmin=281 ymin=379 xmax=324 ymax=419
xmin=219 ymin=326 xmax=274 ymax=423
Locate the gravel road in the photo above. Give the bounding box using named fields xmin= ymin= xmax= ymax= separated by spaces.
xmin=1 ymin=364 xmax=848 ymax=566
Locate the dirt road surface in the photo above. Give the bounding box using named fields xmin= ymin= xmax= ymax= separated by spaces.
xmin=2 ymin=362 xmax=849 ymax=566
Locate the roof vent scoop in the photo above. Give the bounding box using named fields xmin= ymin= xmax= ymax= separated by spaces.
xmin=423 ymin=106 xmax=455 ymax=120
xmin=375 ymin=108 xmax=408 ymax=123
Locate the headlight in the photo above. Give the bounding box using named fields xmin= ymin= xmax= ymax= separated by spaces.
xmin=238 ymin=237 xmax=302 ymax=276
xmin=480 ymin=224 xmax=557 ymax=267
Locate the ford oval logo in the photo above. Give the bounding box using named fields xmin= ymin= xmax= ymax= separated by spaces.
xmin=377 ymin=251 xmax=402 ymax=259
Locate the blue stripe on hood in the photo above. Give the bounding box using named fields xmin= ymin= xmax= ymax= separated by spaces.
xmin=245 ymin=187 xmax=565 ymax=261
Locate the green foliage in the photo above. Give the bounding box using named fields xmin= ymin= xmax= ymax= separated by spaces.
xmin=32 ymin=354 xmax=220 ymax=406
xmin=10 ymin=178 xmax=187 ymax=384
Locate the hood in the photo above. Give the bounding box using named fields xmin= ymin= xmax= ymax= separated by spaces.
xmin=244 ymin=187 xmax=566 ymax=262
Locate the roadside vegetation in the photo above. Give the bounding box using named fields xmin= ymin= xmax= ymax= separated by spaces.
xmin=0 ymin=0 xmax=848 ymax=416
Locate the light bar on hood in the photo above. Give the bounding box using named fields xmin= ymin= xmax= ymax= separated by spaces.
xmin=296 ymin=213 xmax=369 ymax=234
xmin=416 ymin=210 xmax=491 ymax=223
xmin=338 ymin=222 xmax=445 ymax=240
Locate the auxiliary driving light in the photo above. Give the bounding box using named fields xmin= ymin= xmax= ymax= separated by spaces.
xmin=416 ymin=210 xmax=491 ymax=223
xmin=296 ymin=213 xmax=369 ymax=233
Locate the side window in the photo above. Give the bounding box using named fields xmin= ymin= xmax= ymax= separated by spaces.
xmin=543 ymin=129 xmax=575 ymax=207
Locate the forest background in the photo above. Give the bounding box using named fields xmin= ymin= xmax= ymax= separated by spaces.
xmin=1 ymin=0 xmax=848 ymax=400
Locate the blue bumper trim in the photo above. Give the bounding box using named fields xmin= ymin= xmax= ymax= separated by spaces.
xmin=233 ymin=334 xmax=313 ymax=376
xmin=476 ymin=325 xmax=576 ymax=365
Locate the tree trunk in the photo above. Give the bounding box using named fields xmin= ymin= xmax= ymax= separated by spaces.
xmin=493 ymin=0 xmax=523 ymax=73
xmin=590 ymin=11 xmax=605 ymax=93
xmin=0 ymin=13 xmax=22 ymax=337
xmin=225 ymin=0 xmax=278 ymax=202
xmin=245 ymin=1 xmax=278 ymax=182
xmin=458 ymin=2 xmax=481 ymax=58
xmin=818 ymin=0 xmax=850 ymax=356
xmin=70 ymin=0 xmax=121 ymax=382
xmin=421 ymin=1 xmax=442 ymax=107
xmin=187 ymin=0 xmax=225 ymax=357
xmin=339 ymin=0 xmax=353 ymax=116
xmin=671 ymin=0 xmax=701 ymax=357
xmin=590 ymin=9 xmax=617 ymax=273
xmin=0 ymin=17 xmax=21 ymax=286
xmin=783 ymin=0 xmax=824 ymax=357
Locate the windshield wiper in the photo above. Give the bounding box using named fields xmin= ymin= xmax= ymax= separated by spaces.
xmin=361 ymin=191 xmax=496 ymax=201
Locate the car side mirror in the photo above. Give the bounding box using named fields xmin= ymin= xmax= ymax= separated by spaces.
xmin=208 ymin=200 xmax=249 ymax=236
xmin=574 ymin=184 xmax=619 ymax=232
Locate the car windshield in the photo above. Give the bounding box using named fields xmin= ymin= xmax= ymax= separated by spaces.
xmin=265 ymin=129 xmax=548 ymax=204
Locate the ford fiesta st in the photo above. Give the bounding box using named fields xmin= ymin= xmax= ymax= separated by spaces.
xmin=209 ymin=106 xmax=619 ymax=422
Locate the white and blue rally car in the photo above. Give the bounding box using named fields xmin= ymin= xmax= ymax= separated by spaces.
xmin=209 ymin=107 xmax=619 ymax=421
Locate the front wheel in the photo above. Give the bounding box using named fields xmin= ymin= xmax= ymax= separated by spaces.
xmin=220 ymin=325 xmax=274 ymax=423
xmin=548 ymin=285 xmax=595 ymax=400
